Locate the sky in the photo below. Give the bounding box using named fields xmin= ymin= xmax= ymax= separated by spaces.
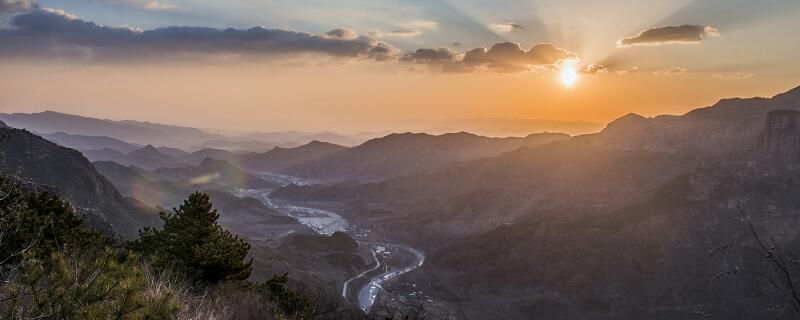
xmin=1 ymin=0 xmax=799 ymax=134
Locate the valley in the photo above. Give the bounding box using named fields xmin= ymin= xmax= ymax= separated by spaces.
xmin=240 ymin=181 xmax=429 ymax=313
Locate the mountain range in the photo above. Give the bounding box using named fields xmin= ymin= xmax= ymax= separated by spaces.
xmin=0 ymin=124 xmax=158 ymax=239
xmin=286 ymin=132 xmax=570 ymax=183
xmin=267 ymin=85 xmax=800 ymax=319
xmin=4 ymin=86 xmax=800 ymax=319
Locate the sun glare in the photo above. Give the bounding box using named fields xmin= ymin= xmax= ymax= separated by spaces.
xmin=559 ymin=60 xmax=579 ymax=87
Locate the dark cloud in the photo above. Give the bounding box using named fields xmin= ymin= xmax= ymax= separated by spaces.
xmin=462 ymin=42 xmax=577 ymax=72
xmin=401 ymin=42 xmax=576 ymax=73
xmin=401 ymin=48 xmax=459 ymax=64
xmin=0 ymin=0 xmax=35 ymax=13
xmin=325 ymin=28 xmax=357 ymax=40
xmin=0 ymin=8 xmax=398 ymax=62
xmin=618 ymin=25 xmax=720 ymax=47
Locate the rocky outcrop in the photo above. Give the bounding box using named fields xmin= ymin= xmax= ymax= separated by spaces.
xmin=591 ymin=86 xmax=800 ymax=158
xmin=764 ymin=110 xmax=800 ymax=169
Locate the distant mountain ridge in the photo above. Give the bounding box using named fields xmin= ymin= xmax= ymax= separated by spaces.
xmin=84 ymin=140 xmax=348 ymax=173
xmin=0 ymin=126 xmax=158 ymax=239
xmin=286 ymin=131 xmax=571 ymax=182
xmin=0 ymin=111 xmax=221 ymax=148
xmin=40 ymin=132 xmax=143 ymax=153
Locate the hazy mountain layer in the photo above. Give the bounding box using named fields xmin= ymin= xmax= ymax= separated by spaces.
xmin=0 ymin=126 xmax=158 ymax=239
xmin=286 ymin=132 xmax=570 ymax=183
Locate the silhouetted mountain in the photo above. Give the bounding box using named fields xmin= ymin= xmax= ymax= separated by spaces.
xmin=156 ymin=146 xmax=190 ymax=158
xmin=123 ymin=145 xmax=187 ymax=170
xmin=420 ymin=117 xmax=604 ymax=136
xmin=181 ymin=148 xmax=239 ymax=166
xmin=177 ymin=141 xmax=347 ymax=173
xmin=242 ymin=140 xmax=347 ymax=173
xmin=242 ymin=131 xmax=363 ymax=147
xmin=82 ymin=148 xmax=131 ymax=164
xmin=0 ymin=111 xmax=221 ymax=148
xmin=40 ymin=132 xmax=142 ymax=153
xmin=197 ymin=139 xmax=301 ymax=152
xmin=0 ymin=127 xmax=158 ymax=239
xmin=153 ymin=158 xmax=279 ymax=189
xmin=286 ymin=132 xmax=570 ymax=182
xmin=84 ymin=139 xmax=347 ymax=174
xmin=590 ymin=85 xmax=800 ymax=157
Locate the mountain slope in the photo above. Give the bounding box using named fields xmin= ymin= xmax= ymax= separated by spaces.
xmin=0 ymin=126 xmax=158 ymax=239
xmin=241 ymin=140 xmax=347 ymax=173
xmin=41 ymin=132 xmax=142 ymax=153
xmin=414 ymin=161 xmax=800 ymax=320
xmin=588 ymin=85 xmax=800 ymax=157
xmin=286 ymin=132 xmax=570 ymax=182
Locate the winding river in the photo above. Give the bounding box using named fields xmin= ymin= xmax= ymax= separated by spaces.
xmin=239 ymin=180 xmax=426 ymax=312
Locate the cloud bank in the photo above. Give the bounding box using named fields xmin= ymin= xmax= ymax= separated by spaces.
xmin=0 ymin=8 xmax=397 ymax=62
xmin=618 ymin=25 xmax=720 ymax=47
xmin=0 ymin=7 xmax=580 ymax=74
xmin=403 ymin=42 xmax=577 ymax=73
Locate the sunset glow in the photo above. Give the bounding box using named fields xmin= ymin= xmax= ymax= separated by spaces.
xmin=559 ymin=61 xmax=579 ymax=87
xmin=0 ymin=0 xmax=797 ymax=133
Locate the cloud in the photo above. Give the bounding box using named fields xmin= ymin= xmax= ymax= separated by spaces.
xmin=489 ymin=22 xmax=523 ymax=33
xmin=402 ymin=42 xmax=576 ymax=73
xmin=0 ymin=8 xmax=398 ymax=62
xmin=401 ymin=47 xmax=459 ymax=64
xmin=325 ymin=28 xmax=358 ymax=40
xmin=653 ymin=67 xmax=688 ymax=75
xmin=580 ymin=63 xmax=609 ymax=75
xmin=617 ymin=25 xmax=720 ymax=47
xmin=0 ymin=0 xmax=36 ymax=13
xmin=400 ymin=20 xmax=439 ymax=31
xmin=712 ymin=72 xmax=754 ymax=79
xmin=93 ymin=0 xmax=176 ymax=11
xmin=462 ymin=42 xmax=577 ymax=72
xmin=387 ymin=29 xmax=421 ymax=38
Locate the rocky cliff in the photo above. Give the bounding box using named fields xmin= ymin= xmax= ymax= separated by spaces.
xmin=764 ymin=110 xmax=800 ymax=169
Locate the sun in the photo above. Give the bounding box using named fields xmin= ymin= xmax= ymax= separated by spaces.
xmin=559 ymin=60 xmax=579 ymax=87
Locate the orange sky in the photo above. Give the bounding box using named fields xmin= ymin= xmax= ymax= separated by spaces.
xmin=1 ymin=0 xmax=798 ymax=134
xmin=0 ymin=61 xmax=794 ymax=133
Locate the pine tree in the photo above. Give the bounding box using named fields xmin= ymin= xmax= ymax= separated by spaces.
xmin=0 ymin=176 xmax=107 ymax=264
xmin=134 ymin=192 xmax=252 ymax=282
